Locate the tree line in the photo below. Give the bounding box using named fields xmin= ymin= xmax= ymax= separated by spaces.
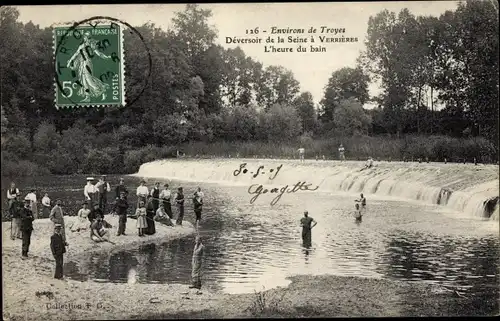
xmin=1 ymin=1 xmax=498 ymax=176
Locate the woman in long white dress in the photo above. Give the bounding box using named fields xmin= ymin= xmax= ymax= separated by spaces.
xmin=71 ymin=202 xmax=91 ymax=232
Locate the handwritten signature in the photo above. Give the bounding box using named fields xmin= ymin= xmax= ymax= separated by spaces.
xmin=233 ymin=163 xmax=283 ymax=180
xmin=248 ymin=181 xmax=319 ymax=206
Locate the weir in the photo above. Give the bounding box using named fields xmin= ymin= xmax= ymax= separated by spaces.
xmin=135 ymin=159 xmax=499 ymax=221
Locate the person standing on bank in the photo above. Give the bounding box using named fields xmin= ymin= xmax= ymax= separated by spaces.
xmin=115 ymin=178 xmax=129 ymax=200
xmin=41 ymin=193 xmax=51 ymax=219
xmin=50 ymin=224 xmax=66 ymax=279
xmin=145 ymin=195 xmax=156 ymax=235
xmin=300 ymin=211 xmax=317 ymax=247
xmin=175 ymin=187 xmax=185 ymax=226
xmin=297 ymin=147 xmax=305 ymax=162
xmin=84 ymin=177 xmax=98 ymax=209
xmin=114 ymin=192 xmax=129 ymax=236
xmin=7 ymin=182 xmax=20 ymax=209
xmin=49 ymin=200 xmax=68 ymax=246
xmin=150 ymin=182 xmax=160 ymax=213
xmin=159 ymin=183 xmax=173 ymax=219
xmin=25 ymin=189 xmax=38 ymax=219
xmin=338 ymin=144 xmax=346 ymax=161
xmin=135 ymin=201 xmax=148 ymax=237
xmin=136 ymin=180 xmax=149 ymax=209
xmin=96 ymin=175 xmax=111 ymax=213
xmin=9 ymin=196 xmax=22 ymax=240
xmin=20 ymin=199 xmax=34 ymax=259
xmin=189 ymin=236 xmax=205 ymax=290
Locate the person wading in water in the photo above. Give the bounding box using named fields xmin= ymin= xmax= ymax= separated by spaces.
xmin=175 ymin=187 xmax=185 ymax=226
xmin=353 ymin=203 xmax=363 ymax=224
xmin=300 ymin=211 xmax=317 ymax=248
xmin=356 ymin=193 xmax=366 ymax=211
xmin=189 ymin=235 xmax=205 ymax=290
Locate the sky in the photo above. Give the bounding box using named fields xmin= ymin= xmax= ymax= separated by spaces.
xmin=16 ymin=1 xmax=461 ymax=107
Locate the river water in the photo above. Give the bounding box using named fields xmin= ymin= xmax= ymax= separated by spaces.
xmin=2 ymin=173 xmax=498 ymax=315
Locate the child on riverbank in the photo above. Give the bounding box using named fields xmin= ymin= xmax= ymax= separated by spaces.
xmin=135 ymin=201 xmax=148 ymax=237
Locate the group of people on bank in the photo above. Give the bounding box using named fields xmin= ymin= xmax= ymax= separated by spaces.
xmin=6 ymin=177 xmax=205 ymax=289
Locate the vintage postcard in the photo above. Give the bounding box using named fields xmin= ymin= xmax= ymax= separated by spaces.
xmin=1 ymin=1 xmax=499 ymax=320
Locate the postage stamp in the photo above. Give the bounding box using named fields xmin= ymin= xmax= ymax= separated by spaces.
xmin=53 ymin=23 xmax=125 ymax=108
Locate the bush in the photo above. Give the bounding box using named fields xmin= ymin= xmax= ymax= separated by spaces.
xmin=47 ymin=150 xmax=79 ymax=175
xmin=1 ymin=159 xmax=50 ymax=177
xmin=82 ymin=148 xmax=115 ymax=174
xmin=34 ymin=122 xmax=60 ymax=153
xmin=2 ymin=133 xmax=31 ymax=159
xmin=260 ymin=104 xmax=302 ymax=142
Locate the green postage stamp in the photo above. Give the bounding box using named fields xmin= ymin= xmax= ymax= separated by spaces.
xmin=53 ymin=24 xmax=125 ymax=108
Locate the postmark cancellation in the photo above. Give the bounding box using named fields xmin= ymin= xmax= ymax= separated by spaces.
xmin=53 ymin=22 xmax=125 ymax=108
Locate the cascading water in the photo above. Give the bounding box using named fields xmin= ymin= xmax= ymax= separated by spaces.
xmin=135 ymin=159 xmax=499 ymax=221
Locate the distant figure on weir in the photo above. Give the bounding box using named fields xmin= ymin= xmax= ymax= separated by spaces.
xmin=135 ymin=201 xmax=148 ymax=237
xmin=353 ymin=203 xmax=363 ymax=224
xmin=24 ymin=189 xmax=38 ymax=219
xmin=300 ymin=211 xmax=317 ymax=247
xmin=96 ymin=175 xmax=111 ymax=213
xmin=20 ymin=199 xmax=34 ymax=259
xmin=51 ymin=224 xmax=66 ymax=279
xmin=84 ymin=177 xmax=98 ymax=209
xmin=297 ymin=147 xmax=305 ymax=162
xmin=189 ymin=236 xmax=205 ymax=290
xmin=361 ymin=157 xmax=374 ymax=171
xmin=338 ymin=144 xmax=345 ymax=161
xmin=356 ymin=194 xmax=366 ymax=210
xmin=160 ymin=183 xmax=173 ymax=219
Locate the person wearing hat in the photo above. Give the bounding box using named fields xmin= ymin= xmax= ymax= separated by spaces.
xmin=136 ymin=180 xmax=149 ymax=209
xmin=159 ymin=183 xmax=173 ymax=219
xmin=96 ymin=175 xmax=111 ymax=213
xmin=71 ymin=202 xmax=91 ymax=232
xmin=113 ymin=192 xmax=129 ymax=236
xmin=19 ymin=199 xmax=35 ymax=258
xmin=7 ymin=182 xmax=20 ymax=209
xmin=84 ymin=177 xmax=98 ymax=209
xmin=50 ymin=224 xmax=66 ymax=279
xmin=115 ymin=178 xmax=129 ymax=200
xmin=49 ymin=200 xmax=68 ymax=245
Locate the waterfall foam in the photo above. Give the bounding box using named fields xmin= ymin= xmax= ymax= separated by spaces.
xmin=134 ymin=159 xmax=499 ymax=221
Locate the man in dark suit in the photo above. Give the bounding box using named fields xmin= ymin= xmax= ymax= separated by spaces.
xmin=19 ymin=199 xmax=34 ymax=258
xmin=50 ymin=224 xmax=67 ymax=279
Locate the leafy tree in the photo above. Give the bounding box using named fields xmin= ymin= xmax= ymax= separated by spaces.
xmin=333 ymin=99 xmax=372 ymax=136
xmin=255 ymin=66 xmax=300 ymax=111
xmin=319 ymin=67 xmax=369 ymax=126
xmin=260 ymin=104 xmax=302 ymax=142
xmin=293 ymin=92 xmax=317 ymax=133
